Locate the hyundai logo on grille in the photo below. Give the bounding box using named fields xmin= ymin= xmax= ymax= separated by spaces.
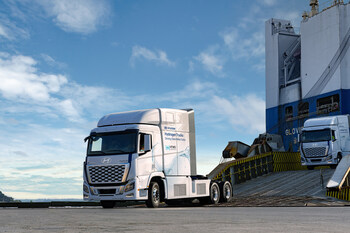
xmin=101 ymin=157 xmax=112 ymax=164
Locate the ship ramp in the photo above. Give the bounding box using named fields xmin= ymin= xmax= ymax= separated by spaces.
xmin=208 ymin=152 xmax=345 ymax=201
xmin=233 ymin=169 xmax=333 ymax=197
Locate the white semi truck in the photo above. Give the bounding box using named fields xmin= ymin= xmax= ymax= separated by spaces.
xmin=300 ymin=115 xmax=350 ymax=170
xmin=83 ymin=108 xmax=232 ymax=208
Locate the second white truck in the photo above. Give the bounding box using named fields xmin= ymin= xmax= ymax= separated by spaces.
xmin=300 ymin=115 xmax=350 ymax=169
xmin=83 ymin=108 xmax=232 ymax=208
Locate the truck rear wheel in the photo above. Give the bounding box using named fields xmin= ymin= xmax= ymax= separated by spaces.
xmin=146 ymin=182 xmax=160 ymax=208
xmin=209 ymin=182 xmax=220 ymax=205
xmin=219 ymin=181 xmax=232 ymax=203
xmin=100 ymin=201 xmax=115 ymax=208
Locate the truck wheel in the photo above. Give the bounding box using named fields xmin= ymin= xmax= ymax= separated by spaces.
xmin=219 ymin=181 xmax=232 ymax=203
xmin=100 ymin=201 xmax=115 ymax=208
xmin=337 ymin=153 xmax=342 ymax=164
xmin=146 ymin=182 xmax=160 ymax=208
xmin=209 ymin=182 xmax=220 ymax=205
xmin=307 ymin=166 xmax=314 ymax=170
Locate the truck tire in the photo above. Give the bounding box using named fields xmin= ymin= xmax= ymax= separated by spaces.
xmin=219 ymin=181 xmax=232 ymax=203
xmin=331 ymin=153 xmax=343 ymax=169
xmin=209 ymin=182 xmax=220 ymax=205
xmin=337 ymin=153 xmax=342 ymax=164
xmin=100 ymin=201 xmax=115 ymax=208
xmin=307 ymin=166 xmax=314 ymax=170
xmin=146 ymin=182 xmax=160 ymax=208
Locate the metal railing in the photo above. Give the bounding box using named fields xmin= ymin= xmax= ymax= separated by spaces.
xmin=212 ymin=152 xmax=305 ymax=185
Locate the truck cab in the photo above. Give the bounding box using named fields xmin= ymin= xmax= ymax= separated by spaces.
xmin=300 ymin=115 xmax=350 ymax=169
xmin=83 ymin=108 xmax=231 ymax=208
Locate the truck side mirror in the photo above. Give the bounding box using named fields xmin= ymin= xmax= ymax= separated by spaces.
xmin=144 ymin=134 xmax=152 ymax=152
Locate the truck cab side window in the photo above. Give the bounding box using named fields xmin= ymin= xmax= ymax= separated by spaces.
xmin=139 ymin=133 xmax=152 ymax=153
xmin=332 ymin=130 xmax=336 ymax=141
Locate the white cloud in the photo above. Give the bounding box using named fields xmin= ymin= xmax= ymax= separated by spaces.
xmin=0 ymin=53 xmax=67 ymax=102
xmin=193 ymin=4 xmax=268 ymax=75
xmin=157 ymin=79 xmax=218 ymax=103
xmin=131 ymin=45 xmax=175 ymax=67
xmin=0 ymin=53 xmax=136 ymax=122
xmin=37 ymin=0 xmax=110 ymax=34
xmin=210 ymin=94 xmax=266 ymax=134
xmin=41 ymin=54 xmax=66 ymax=69
xmin=0 ymin=16 xmax=30 ymax=41
xmin=220 ymin=27 xmax=265 ymax=60
xmin=57 ymin=99 xmax=80 ymax=121
xmin=0 ymin=23 xmax=8 ymax=38
xmin=194 ymin=47 xmax=225 ymax=77
xmin=261 ymin=0 xmax=277 ymax=6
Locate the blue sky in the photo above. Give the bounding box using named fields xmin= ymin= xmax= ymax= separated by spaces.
xmin=0 ymin=0 xmax=313 ymax=199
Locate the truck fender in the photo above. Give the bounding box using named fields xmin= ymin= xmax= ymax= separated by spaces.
xmin=147 ymin=172 xmax=167 ymax=200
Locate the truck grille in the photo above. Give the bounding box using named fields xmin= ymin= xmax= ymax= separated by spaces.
xmin=88 ymin=165 xmax=126 ymax=184
xmin=304 ymin=147 xmax=326 ymax=157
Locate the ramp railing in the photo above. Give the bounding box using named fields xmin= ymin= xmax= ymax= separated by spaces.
xmin=209 ymin=152 xmax=305 ymax=185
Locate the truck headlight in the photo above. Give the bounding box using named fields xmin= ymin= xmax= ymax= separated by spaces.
xmin=125 ymin=182 xmax=135 ymax=193
xmin=83 ymin=184 xmax=89 ymax=193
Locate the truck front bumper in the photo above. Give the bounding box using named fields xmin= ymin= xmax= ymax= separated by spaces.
xmin=301 ymin=154 xmax=337 ymax=166
xmin=83 ymin=179 xmax=148 ymax=202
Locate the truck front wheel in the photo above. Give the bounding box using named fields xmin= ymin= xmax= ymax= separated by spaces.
xmin=337 ymin=153 xmax=342 ymax=164
xmin=146 ymin=182 xmax=160 ymax=208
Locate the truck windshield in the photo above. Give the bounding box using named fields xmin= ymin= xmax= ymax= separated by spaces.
xmin=87 ymin=132 xmax=137 ymax=155
xmin=301 ymin=129 xmax=331 ymax=143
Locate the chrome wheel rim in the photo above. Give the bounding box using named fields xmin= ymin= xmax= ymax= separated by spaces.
xmin=212 ymin=186 xmax=219 ymax=202
xmin=224 ymin=184 xmax=231 ymax=199
xmin=152 ymin=186 xmax=160 ymax=203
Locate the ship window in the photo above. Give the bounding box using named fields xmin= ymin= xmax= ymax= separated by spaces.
xmin=285 ymin=106 xmax=293 ymax=121
xmin=298 ymin=102 xmax=309 ymax=118
xmin=316 ymin=94 xmax=339 ymax=115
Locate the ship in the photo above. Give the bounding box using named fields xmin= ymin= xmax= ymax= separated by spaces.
xmin=265 ymin=0 xmax=350 ymax=152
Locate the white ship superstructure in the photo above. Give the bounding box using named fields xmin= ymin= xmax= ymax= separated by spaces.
xmin=265 ymin=0 xmax=350 ymax=151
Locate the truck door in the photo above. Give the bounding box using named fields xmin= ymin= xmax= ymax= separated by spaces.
xmin=137 ymin=132 xmax=163 ymax=176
